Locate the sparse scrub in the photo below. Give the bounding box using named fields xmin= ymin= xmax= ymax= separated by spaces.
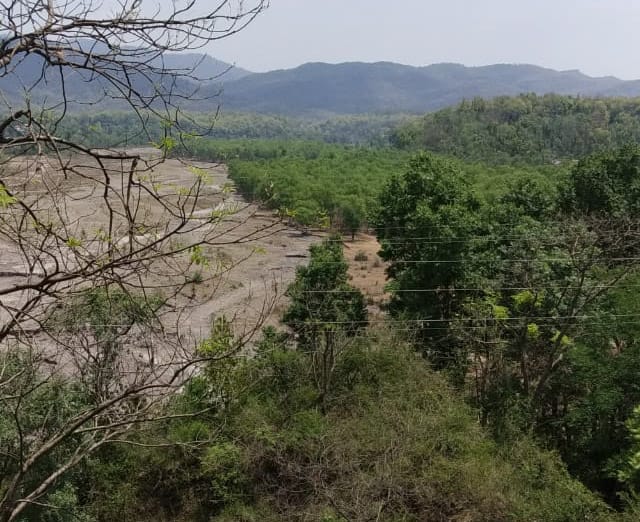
xmin=187 ymin=270 xmax=204 ymax=284
xmin=354 ymin=250 xmax=368 ymax=262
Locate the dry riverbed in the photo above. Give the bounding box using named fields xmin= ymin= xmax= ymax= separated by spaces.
xmin=1 ymin=149 xmax=391 ymax=354
xmin=0 ymin=150 xmax=324 ymax=348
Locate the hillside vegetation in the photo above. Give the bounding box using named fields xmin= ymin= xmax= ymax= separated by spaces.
xmin=9 ymin=59 xmax=640 ymax=520
xmin=59 ymin=95 xmax=640 ymax=164
xmin=393 ymin=94 xmax=640 ymax=163
xmin=180 ymin=138 xmax=640 ymax=513
xmin=27 ymin=250 xmax=618 ymax=522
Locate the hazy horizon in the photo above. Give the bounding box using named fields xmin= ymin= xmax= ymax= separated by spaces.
xmin=206 ymin=0 xmax=640 ymax=80
xmin=220 ymin=58 xmax=628 ymax=80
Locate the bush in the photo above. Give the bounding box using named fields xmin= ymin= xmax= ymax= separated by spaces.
xmin=213 ymin=330 xmax=614 ymax=521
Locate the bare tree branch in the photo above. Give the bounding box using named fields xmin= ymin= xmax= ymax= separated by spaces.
xmin=0 ymin=1 xmax=272 ymax=519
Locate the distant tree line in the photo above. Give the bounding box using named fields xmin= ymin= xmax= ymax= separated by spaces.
xmin=36 ymin=94 xmax=640 ymax=163
xmin=53 ymin=111 xmax=409 ymax=148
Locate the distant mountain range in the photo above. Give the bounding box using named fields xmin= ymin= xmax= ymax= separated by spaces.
xmin=4 ymin=48 xmax=640 ymax=115
xmin=216 ymin=62 xmax=640 ymax=115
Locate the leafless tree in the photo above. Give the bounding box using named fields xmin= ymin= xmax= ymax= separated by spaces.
xmin=0 ymin=1 xmax=274 ymax=520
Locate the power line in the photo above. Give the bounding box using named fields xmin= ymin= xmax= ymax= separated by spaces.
xmin=276 ymin=216 xmax=640 ymax=231
xmin=17 ymin=317 xmax=640 ymax=333
xmin=284 ymin=313 xmax=640 ymax=326
xmin=344 ymin=320 xmax=640 ymax=334
xmin=298 ymin=284 xmax=640 ymax=295
xmin=364 ymin=222 xmax=640 ymax=232
xmin=19 ymin=313 xmax=640 ymax=328
xmin=296 ymin=256 xmax=640 ymax=265
xmin=332 ymin=232 xmax=640 ymax=244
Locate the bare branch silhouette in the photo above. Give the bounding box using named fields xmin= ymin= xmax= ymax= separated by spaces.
xmin=0 ymin=2 xmax=275 ymax=519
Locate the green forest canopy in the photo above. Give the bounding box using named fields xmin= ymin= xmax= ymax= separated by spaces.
xmin=185 ymin=139 xmax=563 ymax=231
xmin=392 ymin=94 xmax=640 ymax=163
xmin=53 ymin=94 xmax=640 ymax=164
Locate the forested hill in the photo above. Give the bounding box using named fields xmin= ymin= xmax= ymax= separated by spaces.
xmin=8 ymin=48 xmax=640 ymax=114
xmin=216 ymin=62 xmax=640 ymax=115
xmin=391 ymin=94 xmax=640 ymax=163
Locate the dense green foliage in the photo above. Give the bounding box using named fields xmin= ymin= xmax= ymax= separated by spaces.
xmin=283 ymin=238 xmax=368 ymax=413
xmin=66 ymin=92 xmax=640 ymax=161
xmin=0 ymin=350 xmax=92 ymax=522
xmin=561 ymin=145 xmax=640 ymax=216
xmin=557 ymin=279 xmax=640 ymax=500
xmin=16 ymin=330 xmax=616 ymax=520
xmin=393 ymin=94 xmax=640 ymax=163
xmin=5 ymin=241 xmax=632 ymax=520
xmin=283 ymin=236 xmax=367 ymax=342
xmin=373 ymin=148 xmax=640 ymax=504
xmin=185 ymin=139 xmax=563 ymax=231
xmin=219 ymin=141 xmax=409 ymax=231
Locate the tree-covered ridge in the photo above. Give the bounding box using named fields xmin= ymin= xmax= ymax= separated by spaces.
xmin=214 ymin=61 xmax=640 ymax=115
xmin=392 ymin=94 xmax=640 ymax=163
xmin=57 ymin=93 xmax=640 ymax=161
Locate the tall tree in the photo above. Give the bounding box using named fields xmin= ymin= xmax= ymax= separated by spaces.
xmin=374 ymin=151 xmax=640 ymax=439
xmin=284 ymin=236 xmax=367 ymax=411
xmin=372 ymin=152 xmax=481 ymax=363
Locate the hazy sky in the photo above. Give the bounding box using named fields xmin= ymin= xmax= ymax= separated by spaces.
xmin=207 ymin=0 xmax=640 ymax=79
